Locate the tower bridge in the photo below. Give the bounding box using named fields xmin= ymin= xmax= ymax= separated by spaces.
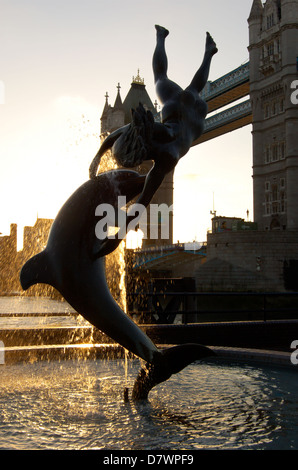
xmin=194 ymin=61 xmax=252 ymax=145
xmin=101 ymin=0 xmax=298 ymax=247
xmin=201 ymin=62 xmax=250 ymax=112
xmin=197 ymin=98 xmax=252 ymax=144
xmin=100 ymin=0 xmax=298 ymax=292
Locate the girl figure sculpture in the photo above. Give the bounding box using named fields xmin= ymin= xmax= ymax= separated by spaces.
xmin=89 ymin=25 xmax=217 ymax=255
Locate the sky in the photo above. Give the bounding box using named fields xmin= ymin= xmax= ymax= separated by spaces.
xmin=0 ymin=0 xmax=254 ymax=246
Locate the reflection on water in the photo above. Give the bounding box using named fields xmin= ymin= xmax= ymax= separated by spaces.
xmin=0 ymin=358 xmax=297 ymax=450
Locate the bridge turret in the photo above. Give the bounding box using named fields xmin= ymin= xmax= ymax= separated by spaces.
xmin=281 ymin=0 xmax=297 ymax=24
xmin=248 ymin=0 xmax=298 ymax=232
xmin=248 ymin=0 xmax=263 ymax=45
xmin=248 ymin=0 xmax=263 ymax=84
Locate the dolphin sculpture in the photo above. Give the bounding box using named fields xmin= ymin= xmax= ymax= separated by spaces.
xmin=20 ymin=169 xmax=215 ymax=399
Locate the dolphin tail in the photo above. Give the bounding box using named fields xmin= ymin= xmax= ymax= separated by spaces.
xmin=20 ymin=250 xmax=55 ymax=291
xmin=131 ymin=343 xmax=216 ymax=400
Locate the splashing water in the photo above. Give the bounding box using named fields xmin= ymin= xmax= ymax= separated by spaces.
xmin=97 ymin=143 xmax=132 ymax=384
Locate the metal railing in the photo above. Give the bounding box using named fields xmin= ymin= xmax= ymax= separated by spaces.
xmin=127 ymin=291 xmax=298 ymax=325
xmin=204 ymin=99 xmax=252 ymax=131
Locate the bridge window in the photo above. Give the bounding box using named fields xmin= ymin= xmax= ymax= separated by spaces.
xmin=280 ymin=142 xmax=285 ymax=159
xmin=272 ymin=144 xmax=279 ymax=162
xmin=264 ymin=176 xmax=287 ymax=216
xmin=264 ymin=99 xmax=285 ymax=119
xmin=280 ymin=192 xmax=286 ymax=213
xmin=264 ymin=146 xmax=271 ymax=164
xmin=264 ymin=141 xmax=286 ymax=164
xmin=272 ymin=101 xmax=277 ymax=115
xmin=272 ymin=182 xmax=278 ymax=201
xmin=267 ymin=42 xmax=274 ymax=56
xmin=272 ymin=202 xmax=278 ymax=214
xmin=267 ymin=14 xmax=275 ymax=29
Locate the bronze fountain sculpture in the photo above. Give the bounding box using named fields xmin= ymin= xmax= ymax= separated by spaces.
xmin=20 ymin=26 xmax=218 ymax=400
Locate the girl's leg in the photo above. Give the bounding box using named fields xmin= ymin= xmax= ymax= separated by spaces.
xmin=153 ymin=25 xmax=182 ymax=104
xmin=153 ymin=25 xmax=169 ymax=82
xmin=187 ymin=32 xmax=218 ymax=94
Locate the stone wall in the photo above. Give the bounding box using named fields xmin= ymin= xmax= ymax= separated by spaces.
xmin=195 ymin=230 xmax=298 ymax=292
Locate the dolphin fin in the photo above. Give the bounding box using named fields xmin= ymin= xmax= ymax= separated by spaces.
xmin=131 ymin=343 xmax=216 ymax=400
xmin=20 ymin=250 xmax=56 ymax=291
xmin=89 ymin=126 xmax=129 ymax=178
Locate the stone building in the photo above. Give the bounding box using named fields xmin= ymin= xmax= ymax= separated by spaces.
xmin=196 ymin=230 xmax=298 ymax=292
xmin=0 ymin=218 xmax=62 ymax=297
xmin=20 ymin=218 xmax=61 ymax=298
xmin=248 ymin=0 xmax=298 ymax=231
xmin=196 ymin=0 xmax=298 ymax=292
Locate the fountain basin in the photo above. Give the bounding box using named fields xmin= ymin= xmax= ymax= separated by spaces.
xmin=0 ymin=356 xmax=297 ymax=450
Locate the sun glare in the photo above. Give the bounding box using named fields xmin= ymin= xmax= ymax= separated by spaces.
xmin=126 ymin=229 xmax=144 ymax=250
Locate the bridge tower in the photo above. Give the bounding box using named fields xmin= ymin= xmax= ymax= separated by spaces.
xmin=248 ymin=0 xmax=298 ymax=231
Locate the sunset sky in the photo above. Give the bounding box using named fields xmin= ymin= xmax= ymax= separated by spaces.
xmin=0 ymin=0 xmax=254 ymax=246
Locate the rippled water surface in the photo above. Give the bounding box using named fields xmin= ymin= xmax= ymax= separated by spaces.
xmin=0 ymin=358 xmax=297 ymax=450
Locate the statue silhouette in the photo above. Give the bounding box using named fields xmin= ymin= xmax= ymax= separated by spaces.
xmin=20 ymin=26 xmax=218 ymax=399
